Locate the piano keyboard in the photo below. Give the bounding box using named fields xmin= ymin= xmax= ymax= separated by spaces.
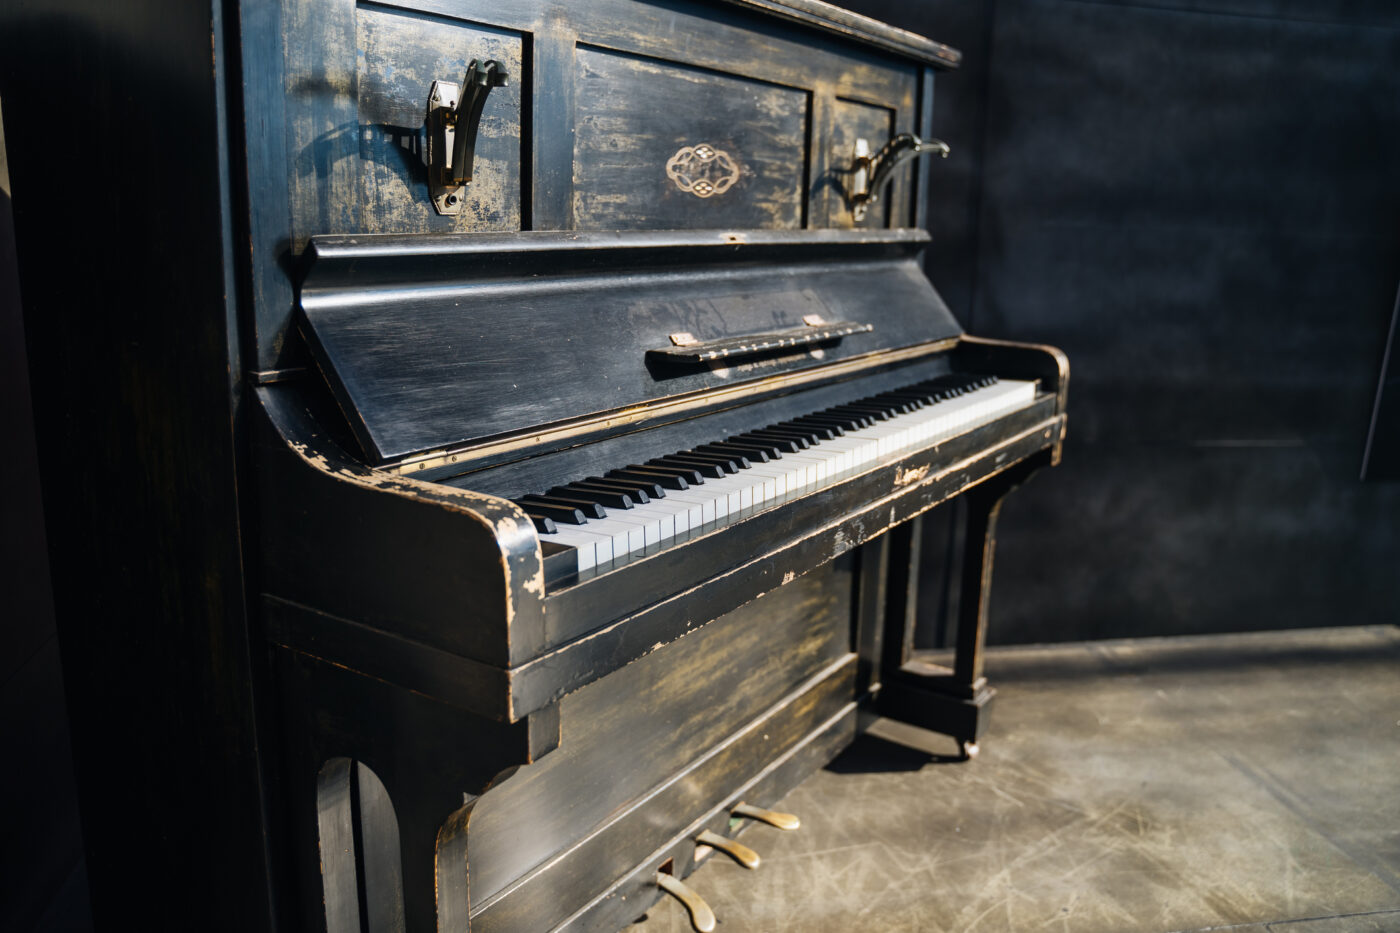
xmin=517 ymin=374 xmax=1038 ymax=574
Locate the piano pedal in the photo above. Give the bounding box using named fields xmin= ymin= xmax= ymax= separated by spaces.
xmin=694 ymin=829 xmax=761 ymax=869
xmin=730 ymin=801 xmax=801 ymax=831
xmin=656 ymin=871 xmax=717 ymax=933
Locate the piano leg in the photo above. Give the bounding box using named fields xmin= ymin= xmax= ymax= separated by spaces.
xmin=876 ymin=451 xmax=1052 ymax=758
xmin=274 ymin=647 xmax=559 ymax=932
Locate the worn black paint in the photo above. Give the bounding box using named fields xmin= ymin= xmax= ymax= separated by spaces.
xmin=0 ymin=1 xmax=1074 ymax=930
xmin=299 ymin=230 xmax=957 ymax=461
xmin=253 ymin=0 xmax=929 ymax=374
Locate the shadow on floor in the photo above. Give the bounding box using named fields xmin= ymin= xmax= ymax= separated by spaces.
xmin=822 ymin=712 xmax=979 ymax=774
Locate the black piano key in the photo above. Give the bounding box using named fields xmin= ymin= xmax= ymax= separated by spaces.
xmin=772 ymin=421 xmax=837 ymax=441
xmin=863 ymin=396 xmax=914 ymax=414
xmin=517 ymin=494 xmax=607 ymax=520
xmin=786 ymin=415 xmax=847 ymax=436
xmin=762 ymin=425 xmax=825 ymax=446
xmin=523 ymin=513 xmax=558 ymax=535
xmin=579 ymin=477 xmax=657 ymax=502
xmin=649 ymin=456 xmax=727 ymax=479
xmin=813 ymin=410 xmax=874 ymax=429
xmin=675 ymin=449 xmax=749 ymax=472
xmin=608 ymin=467 xmax=692 ymax=489
xmin=638 ymin=456 xmax=716 ymax=479
xmin=830 ymin=404 xmax=894 ymax=421
xmin=730 ymin=432 xmax=802 ymax=454
xmin=512 ymin=500 xmax=588 ymax=525
xmin=550 ymin=485 xmax=634 ymax=509
xmin=738 ymin=430 xmax=810 ymax=450
xmin=695 ymin=442 xmax=772 ymax=462
xmin=875 ymin=392 xmax=929 ymax=408
xmin=722 ymin=436 xmax=787 ymax=458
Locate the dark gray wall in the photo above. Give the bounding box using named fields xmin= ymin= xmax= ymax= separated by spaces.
xmin=835 ymin=0 xmax=1400 ymax=643
xmin=0 ymin=101 xmax=92 ymax=933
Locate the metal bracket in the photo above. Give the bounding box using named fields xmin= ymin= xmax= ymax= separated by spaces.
xmin=426 ymin=59 xmax=508 ymax=215
xmin=850 ymin=133 xmax=950 ymax=222
xmin=649 ymin=319 xmax=874 ymax=365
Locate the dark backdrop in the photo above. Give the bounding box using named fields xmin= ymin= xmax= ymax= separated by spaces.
xmin=4 ymin=3 xmax=1400 ymax=930
xmin=834 ymin=0 xmax=1400 ymax=643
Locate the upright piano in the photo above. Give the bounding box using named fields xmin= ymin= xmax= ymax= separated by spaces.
xmin=3 ymin=0 xmax=1066 ymax=930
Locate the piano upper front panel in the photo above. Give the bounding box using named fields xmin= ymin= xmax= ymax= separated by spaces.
xmin=251 ymin=0 xmax=938 ymax=371
xmin=572 ymin=46 xmax=810 ymax=230
xmin=355 ymin=8 xmax=524 ymax=233
xmin=829 ymin=96 xmax=898 ymax=229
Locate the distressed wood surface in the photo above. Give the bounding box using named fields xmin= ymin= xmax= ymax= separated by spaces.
xmin=298 ymin=229 xmax=955 ymax=463
xmin=252 ymin=0 xmax=930 ymax=371
xmin=826 ymin=96 xmax=897 ymax=228
xmin=357 ymin=8 xmax=523 ymax=233
xmin=468 ymin=565 xmax=853 ymax=921
xmin=572 ymin=48 xmax=809 ymax=229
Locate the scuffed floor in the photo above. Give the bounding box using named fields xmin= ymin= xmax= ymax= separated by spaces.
xmin=630 ymin=626 xmax=1400 ymax=933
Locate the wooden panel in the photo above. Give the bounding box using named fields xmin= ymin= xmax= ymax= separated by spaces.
xmin=257 ymin=0 xmax=926 ymax=371
xmin=284 ymin=0 xmax=359 ymax=239
xmin=298 ymin=230 xmax=957 ymax=463
xmin=828 ymin=96 xmax=896 ymax=229
xmin=573 ymin=46 xmax=810 ymax=229
xmin=467 ymin=560 xmax=855 ymax=913
xmin=356 ymin=5 xmax=522 ymax=232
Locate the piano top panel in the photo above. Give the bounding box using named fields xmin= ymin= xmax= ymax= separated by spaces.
xmin=299 ymin=228 xmax=964 ymax=464
xmin=243 ymin=0 xmax=959 ymax=372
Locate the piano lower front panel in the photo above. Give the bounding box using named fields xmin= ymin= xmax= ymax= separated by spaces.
xmin=467 ymin=557 xmax=859 ymax=932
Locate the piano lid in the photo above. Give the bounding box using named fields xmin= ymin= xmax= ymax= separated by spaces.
xmin=298 ymin=229 xmax=964 ymax=465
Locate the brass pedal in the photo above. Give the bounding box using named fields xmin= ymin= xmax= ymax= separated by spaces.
xmin=731 ymin=801 xmax=801 ymax=831
xmin=656 ymin=872 xmax=716 ymax=933
xmin=695 ymin=829 xmax=760 ymax=869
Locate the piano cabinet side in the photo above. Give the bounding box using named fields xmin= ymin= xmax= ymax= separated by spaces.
xmin=955 ymin=335 xmax=1071 ymax=463
xmin=255 ymin=384 xmax=570 ymax=931
xmin=274 ymin=646 xmax=561 ymax=933
xmin=252 ymin=384 xmax=549 ymax=696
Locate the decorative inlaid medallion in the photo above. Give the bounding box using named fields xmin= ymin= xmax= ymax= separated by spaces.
xmin=665 ymin=143 xmax=740 ymax=198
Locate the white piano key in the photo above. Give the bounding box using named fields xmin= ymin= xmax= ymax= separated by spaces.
xmin=665 ymin=488 xmax=718 ymax=525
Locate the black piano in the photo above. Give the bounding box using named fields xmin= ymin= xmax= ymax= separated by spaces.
xmin=3 ymin=0 xmax=1066 ymax=930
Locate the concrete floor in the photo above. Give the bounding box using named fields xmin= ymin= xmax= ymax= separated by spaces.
xmin=631 ymin=626 xmax=1400 ymax=933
